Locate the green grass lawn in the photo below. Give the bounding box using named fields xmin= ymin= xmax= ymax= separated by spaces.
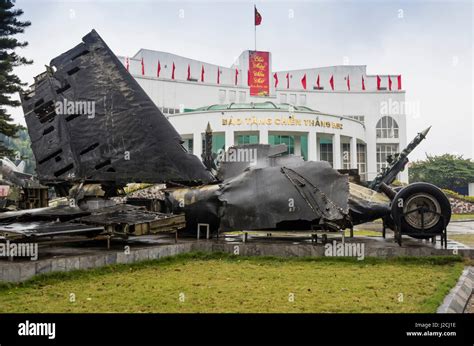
xmin=0 ymin=253 xmax=464 ymax=313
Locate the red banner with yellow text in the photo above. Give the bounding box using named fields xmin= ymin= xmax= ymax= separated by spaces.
xmin=249 ymin=51 xmax=270 ymax=96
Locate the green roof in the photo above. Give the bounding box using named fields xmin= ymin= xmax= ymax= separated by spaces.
xmin=185 ymin=102 xmax=315 ymax=112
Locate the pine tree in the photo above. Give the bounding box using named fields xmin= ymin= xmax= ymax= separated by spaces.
xmin=0 ymin=0 xmax=31 ymax=157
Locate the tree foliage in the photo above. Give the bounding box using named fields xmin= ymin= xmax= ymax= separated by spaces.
xmin=0 ymin=127 xmax=35 ymax=174
xmin=0 ymin=0 xmax=32 ymax=156
xmin=409 ymin=154 xmax=474 ymax=191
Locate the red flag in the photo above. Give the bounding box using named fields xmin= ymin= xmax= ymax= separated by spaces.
xmin=187 ymin=64 xmax=191 ymax=80
xmin=301 ymin=74 xmax=307 ymax=89
xmin=397 ymin=75 xmax=402 ymax=90
xmin=157 ymin=60 xmax=161 ymax=77
xmin=286 ymin=73 xmax=289 ymax=89
xmin=217 ymin=67 xmax=220 ymax=84
xmin=141 ymin=58 xmax=145 ymax=75
xmin=316 ymin=74 xmax=320 ymax=89
xmin=362 ymin=76 xmax=366 ymax=90
xmin=273 ymin=73 xmax=278 ymax=88
xmin=126 ymin=57 xmax=129 ymax=72
xmin=346 ymin=75 xmax=350 ymax=91
xmin=329 ymin=75 xmax=334 ymax=90
xmin=376 ymin=75 xmax=381 ymax=90
xmin=235 ymin=68 xmax=239 ymax=85
xmin=388 ymin=76 xmax=392 ymax=91
xmin=172 ymin=62 xmax=175 ymax=80
xmin=201 ymin=65 xmax=205 ymax=82
xmin=255 ymin=6 xmax=262 ymax=26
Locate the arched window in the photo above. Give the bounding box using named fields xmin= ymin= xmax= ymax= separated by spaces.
xmin=376 ymin=116 xmax=399 ymax=139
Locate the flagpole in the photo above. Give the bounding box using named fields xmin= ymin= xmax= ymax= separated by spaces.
xmin=254 ymin=4 xmax=256 ymax=51
xmin=254 ymin=24 xmax=256 ymax=51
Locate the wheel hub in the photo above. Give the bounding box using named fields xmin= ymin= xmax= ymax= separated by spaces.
xmin=403 ymin=193 xmax=441 ymax=229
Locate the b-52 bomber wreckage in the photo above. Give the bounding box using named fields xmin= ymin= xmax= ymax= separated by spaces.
xmin=5 ymin=30 xmax=450 ymax=247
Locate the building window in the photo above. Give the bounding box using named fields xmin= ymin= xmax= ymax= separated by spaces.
xmin=239 ymin=91 xmax=246 ymax=102
xmin=320 ymin=142 xmax=333 ymax=167
xmin=269 ymin=135 xmax=294 ymax=155
xmin=376 ymin=116 xmax=399 ymax=139
xmin=202 ymin=134 xmax=225 ymax=157
xmin=376 ymin=144 xmax=398 ymax=173
xmin=357 ymin=143 xmax=367 ymax=181
xmin=299 ymin=94 xmax=307 ymax=105
xmin=348 ymin=115 xmax=365 ymax=123
xmin=218 ymin=89 xmax=226 ymax=103
xmin=341 ymin=143 xmax=351 ymax=169
xmin=160 ymin=107 xmax=180 ymax=115
xmin=289 ymin=94 xmax=296 ymax=104
xmin=300 ymin=134 xmax=308 ymax=161
xmin=237 ymin=134 xmax=259 ymax=145
xmin=182 ymin=138 xmax=193 ymax=153
xmin=229 ymin=90 xmax=236 ymax=103
xmin=280 ymin=93 xmax=287 ymax=103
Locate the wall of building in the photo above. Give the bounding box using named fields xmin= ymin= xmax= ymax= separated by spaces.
xmin=168 ymin=109 xmax=366 ymax=173
xmin=118 ymin=51 xmax=408 ymax=182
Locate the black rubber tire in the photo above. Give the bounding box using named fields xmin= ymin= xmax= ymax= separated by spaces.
xmin=390 ymin=182 xmax=451 ymax=239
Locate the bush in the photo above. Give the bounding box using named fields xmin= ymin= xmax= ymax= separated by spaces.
xmin=442 ymin=189 xmax=474 ymax=203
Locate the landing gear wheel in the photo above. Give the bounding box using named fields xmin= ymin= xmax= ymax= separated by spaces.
xmin=391 ymin=183 xmax=451 ymax=239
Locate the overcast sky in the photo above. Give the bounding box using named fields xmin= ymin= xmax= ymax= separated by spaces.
xmin=9 ymin=0 xmax=473 ymax=160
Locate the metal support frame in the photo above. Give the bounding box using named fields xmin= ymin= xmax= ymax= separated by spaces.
xmin=394 ymin=207 xmax=447 ymax=248
xmin=197 ymin=223 xmax=210 ymax=240
xmin=382 ymin=217 xmax=387 ymax=239
xmin=310 ymin=224 xmax=345 ymax=244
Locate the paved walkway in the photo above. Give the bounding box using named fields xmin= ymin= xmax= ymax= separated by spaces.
xmin=447 ymin=220 xmax=474 ymax=235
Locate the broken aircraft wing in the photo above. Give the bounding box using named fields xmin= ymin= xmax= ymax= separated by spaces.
xmin=20 ymin=30 xmax=214 ymax=187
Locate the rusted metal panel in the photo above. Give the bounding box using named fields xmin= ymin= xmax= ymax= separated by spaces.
xmin=77 ymin=204 xmax=185 ymax=236
xmin=0 ymin=221 xmax=104 ymax=241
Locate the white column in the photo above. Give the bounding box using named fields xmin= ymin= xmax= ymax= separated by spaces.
xmin=193 ymin=132 xmax=202 ymax=159
xmin=225 ymin=130 xmax=234 ymax=150
xmin=308 ymin=131 xmax=317 ymax=161
xmin=294 ymin=136 xmax=301 ymax=157
xmin=259 ymin=128 xmax=268 ymax=144
xmin=350 ymin=136 xmax=358 ymax=169
xmin=333 ymin=133 xmax=341 ymax=169
xmin=366 ymin=118 xmax=378 ymax=181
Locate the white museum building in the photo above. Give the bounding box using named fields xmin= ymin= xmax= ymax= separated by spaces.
xmin=118 ymin=49 xmax=408 ymax=182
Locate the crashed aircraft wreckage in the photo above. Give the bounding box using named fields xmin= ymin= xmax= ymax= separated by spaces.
xmin=7 ymin=30 xmax=451 ymax=247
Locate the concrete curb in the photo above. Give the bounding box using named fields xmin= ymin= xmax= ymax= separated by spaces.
xmin=0 ymin=242 xmax=195 ymax=283
xmin=437 ymin=266 xmax=474 ymax=313
xmin=1 ymin=241 xmax=473 ymax=283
